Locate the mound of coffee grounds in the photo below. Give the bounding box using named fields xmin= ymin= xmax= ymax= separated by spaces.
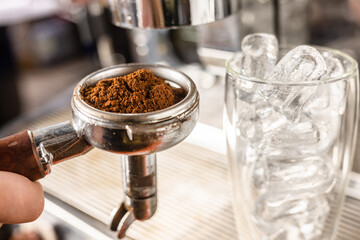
xmin=80 ymin=69 xmax=186 ymax=113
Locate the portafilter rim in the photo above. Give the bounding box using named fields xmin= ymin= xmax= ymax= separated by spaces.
xmin=71 ymin=63 xmax=199 ymax=126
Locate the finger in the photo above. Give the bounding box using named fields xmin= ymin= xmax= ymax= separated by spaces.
xmin=0 ymin=171 xmax=44 ymax=224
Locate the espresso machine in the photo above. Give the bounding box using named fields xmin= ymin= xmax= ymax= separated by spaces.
xmin=0 ymin=1 xmax=240 ymax=239
xmin=3 ymin=0 xmax=360 ymax=239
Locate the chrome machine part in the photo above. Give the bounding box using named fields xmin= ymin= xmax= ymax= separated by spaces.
xmin=32 ymin=121 xmax=93 ymax=174
xmin=122 ymin=155 xmax=156 ymax=199
xmin=110 ymin=202 xmax=136 ymax=239
xmin=107 ymin=0 xmax=240 ymax=29
xmin=71 ymin=63 xmax=199 ymax=155
xmin=71 ymin=63 xmax=199 ymax=238
xmin=110 ymin=154 xmax=157 ymax=235
xmin=19 ymin=64 xmax=199 ymax=239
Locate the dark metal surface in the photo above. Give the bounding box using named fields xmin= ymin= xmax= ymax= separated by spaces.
xmin=108 ymin=0 xmax=240 ymax=29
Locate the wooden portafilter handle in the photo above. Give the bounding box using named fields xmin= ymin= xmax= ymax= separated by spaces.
xmin=0 ymin=131 xmax=45 ymax=181
xmin=0 ymin=121 xmax=93 ymax=182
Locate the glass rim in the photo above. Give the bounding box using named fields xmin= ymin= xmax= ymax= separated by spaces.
xmin=225 ymin=45 xmax=358 ymax=86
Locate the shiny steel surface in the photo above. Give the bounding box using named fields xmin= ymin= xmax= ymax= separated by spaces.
xmin=122 ymin=155 xmax=156 ymax=199
xmin=108 ymin=0 xmax=240 ymax=29
xmin=113 ymin=154 xmax=157 ymax=236
xmin=27 ymin=63 xmax=199 ymax=238
xmin=70 ymin=63 xmax=199 ymax=238
xmin=71 ymin=63 xmax=199 ymax=155
xmin=32 ymin=121 xmax=93 ymax=174
xmin=111 ymin=202 xmax=136 ymax=239
xmin=124 ymin=194 xmax=157 ymax=220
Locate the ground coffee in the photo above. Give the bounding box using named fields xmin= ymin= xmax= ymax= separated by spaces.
xmin=80 ymin=69 xmax=186 ymax=113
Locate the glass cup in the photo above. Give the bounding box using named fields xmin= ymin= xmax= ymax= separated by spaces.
xmin=224 ymin=46 xmax=359 ymax=240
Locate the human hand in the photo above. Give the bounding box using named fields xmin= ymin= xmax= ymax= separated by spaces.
xmin=0 ymin=172 xmax=44 ymax=227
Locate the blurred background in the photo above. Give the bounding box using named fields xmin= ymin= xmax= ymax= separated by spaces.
xmin=0 ymin=0 xmax=360 ymax=239
xmin=0 ymin=0 xmax=359 ymax=129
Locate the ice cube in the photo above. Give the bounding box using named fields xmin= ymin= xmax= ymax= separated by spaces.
xmin=264 ymin=120 xmax=331 ymax=157
xmin=322 ymin=51 xmax=345 ymax=78
xmin=307 ymin=82 xmax=346 ymax=118
xmin=295 ymin=211 xmax=328 ymax=240
xmin=234 ymin=72 xmax=264 ymax=103
xmin=271 ymin=46 xmax=327 ymax=83
xmin=303 ymin=52 xmax=347 ymax=119
xmin=253 ymin=193 xmax=330 ymax=236
xmin=240 ymin=33 xmax=279 ymax=79
xmin=266 ymin=156 xmax=336 ymax=194
xmin=251 ymin=155 xmax=268 ymax=189
xmin=238 ymin=102 xmax=288 ymax=145
xmin=262 ymin=45 xmax=327 ymax=121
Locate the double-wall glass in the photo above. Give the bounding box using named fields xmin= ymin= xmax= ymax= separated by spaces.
xmin=224 ymin=47 xmax=359 ymax=239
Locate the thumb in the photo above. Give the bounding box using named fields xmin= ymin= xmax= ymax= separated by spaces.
xmin=0 ymin=171 xmax=44 ymax=224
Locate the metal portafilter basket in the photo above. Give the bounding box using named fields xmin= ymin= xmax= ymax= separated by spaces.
xmin=0 ymin=64 xmax=199 ymax=238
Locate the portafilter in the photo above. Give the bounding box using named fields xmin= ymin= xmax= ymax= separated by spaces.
xmin=0 ymin=63 xmax=199 ymax=238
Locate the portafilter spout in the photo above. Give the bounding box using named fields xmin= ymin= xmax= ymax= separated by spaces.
xmin=0 ymin=63 xmax=199 ymax=239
